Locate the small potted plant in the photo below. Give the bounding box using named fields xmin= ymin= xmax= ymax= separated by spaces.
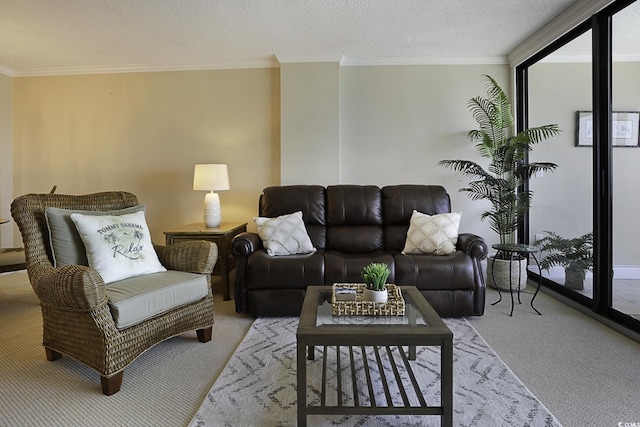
xmin=361 ymin=262 xmax=391 ymax=302
xmin=538 ymin=231 xmax=593 ymax=290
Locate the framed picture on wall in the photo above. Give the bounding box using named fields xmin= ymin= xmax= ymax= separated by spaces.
xmin=576 ymin=111 xmax=640 ymax=147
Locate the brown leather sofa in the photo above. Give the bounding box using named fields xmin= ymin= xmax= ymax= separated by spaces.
xmin=231 ymin=185 xmax=488 ymax=317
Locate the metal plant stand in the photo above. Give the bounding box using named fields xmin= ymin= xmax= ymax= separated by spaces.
xmin=490 ymin=243 xmax=543 ymax=316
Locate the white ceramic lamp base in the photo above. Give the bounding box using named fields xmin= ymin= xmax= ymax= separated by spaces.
xmin=203 ymin=191 xmax=221 ymax=228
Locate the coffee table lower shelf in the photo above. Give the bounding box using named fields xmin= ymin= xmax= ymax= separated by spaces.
xmin=296 ymin=286 xmax=453 ymax=427
xmin=304 ymin=344 xmax=446 ymax=419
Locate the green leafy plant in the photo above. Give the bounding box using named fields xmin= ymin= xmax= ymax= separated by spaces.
xmin=539 ymin=231 xmax=594 ymax=280
xmin=438 ymin=75 xmax=560 ymax=250
xmin=361 ymin=262 xmax=391 ymax=291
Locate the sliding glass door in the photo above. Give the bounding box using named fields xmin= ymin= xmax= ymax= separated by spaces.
xmin=517 ymin=0 xmax=640 ymax=333
xmin=528 ymin=30 xmax=594 ymax=302
xmin=612 ymin=2 xmax=640 ymax=320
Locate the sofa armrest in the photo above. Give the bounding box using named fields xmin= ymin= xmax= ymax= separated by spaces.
xmin=230 ymin=232 xmax=262 ymax=314
xmin=231 ymin=232 xmax=262 ymax=257
xmin=457 ymin=233 xmax=488 ymax=260
xmin=30 ymin=264 xmax=107 ymax=311
xmin=154 ymin=241 xmax=218 ymax=274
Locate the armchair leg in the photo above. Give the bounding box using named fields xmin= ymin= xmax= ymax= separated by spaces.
xmin=45 ymin=347 xmax=62 ymax=361
xmin=101 ymin=372 xmax=124 ymax=396
xmin=196 ymin=326 xmax=212 ymax=343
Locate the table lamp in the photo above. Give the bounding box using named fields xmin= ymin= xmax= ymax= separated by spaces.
xmin=193 ymin=164 xmax=230 ymax=228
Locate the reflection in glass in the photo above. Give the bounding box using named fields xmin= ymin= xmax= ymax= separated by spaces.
xmin=528 ymin=30 xmax=594 ymax=300
xmin=612 ymin=2 xmax=640 ymax=320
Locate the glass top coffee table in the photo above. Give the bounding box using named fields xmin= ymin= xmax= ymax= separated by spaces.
xmin=296 ymin=285 xmax=453 ymax=427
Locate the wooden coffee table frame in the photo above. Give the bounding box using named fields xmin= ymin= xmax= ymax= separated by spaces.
xmin=296 ymin=286 xmax=453 ymax=427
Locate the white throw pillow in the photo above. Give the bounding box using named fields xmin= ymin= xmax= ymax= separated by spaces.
xmin=45 ymin=205 xmax=146 ymax=267
xmin=254 ymin=211 xmax=316 ymax=256
xmin=70 ymin=211 xmax=166 ymax=283
xmin=402 ymin=210 xmax=461 ymax=256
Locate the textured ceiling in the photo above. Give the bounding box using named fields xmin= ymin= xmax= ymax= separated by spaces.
xmin=0 ymin=0 xmax=584 ymax=75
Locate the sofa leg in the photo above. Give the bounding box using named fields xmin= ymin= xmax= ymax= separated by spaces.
xmin=45 ymin=347 xmax=62 ymax=361
xmin=101 ymin=372 xmax=123 ymax=396
xmin=196 ymin=326 xmax=212 ymax=343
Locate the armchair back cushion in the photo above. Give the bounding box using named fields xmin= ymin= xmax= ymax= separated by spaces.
xmin=45 ymin=204 xmax=146 ymax=267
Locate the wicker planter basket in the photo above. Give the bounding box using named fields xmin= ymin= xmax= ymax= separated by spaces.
xmin=564 ymin=268 xmax=585 ymax=290
xmin=332 ymin=284 xmax=405 ymax=316
xmin=486 ymin=255 xmax=528 ymax=291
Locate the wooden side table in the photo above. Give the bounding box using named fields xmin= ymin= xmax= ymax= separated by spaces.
xmin=164 ymin=222 xmax=247 ymax=301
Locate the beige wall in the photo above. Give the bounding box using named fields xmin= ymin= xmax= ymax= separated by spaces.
xmin=12 ymin=69 xmax=281 ymax=243
xmin=0 ymin=73 xmax=12 ymax=247
xmin=7 ymin=63 xmax=512 ymax=247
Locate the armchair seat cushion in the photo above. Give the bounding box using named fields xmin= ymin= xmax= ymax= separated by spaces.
xmin=106 ymin=271 xmax=209 ymax=329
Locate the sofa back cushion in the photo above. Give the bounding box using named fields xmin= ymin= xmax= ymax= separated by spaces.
xmin=382 ymin=185 xmax=452 ymax=252
xmin=326 ymin=185 xmax=383 ymax=253
xmin=259 ymin=185 xmax=326 ymax=250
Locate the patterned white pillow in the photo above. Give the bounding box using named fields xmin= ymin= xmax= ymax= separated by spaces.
xmin=70 ymin=211 xmax=166 ymax=283
xmin=401 ymin=210 xmax=461 ymax=256
xmin=254 ymin=211 xmax=316 ymax=256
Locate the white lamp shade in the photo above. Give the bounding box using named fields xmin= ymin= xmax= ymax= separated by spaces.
xmin=193 ymin=164 xmax=230 ymax=191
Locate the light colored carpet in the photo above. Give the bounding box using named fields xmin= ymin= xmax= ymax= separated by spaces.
xmin=471 ymin=285 xmax=640 ymax=427
xmin=0 ymin=270 xmax=254 ymax=427
xmin=2 ymin=270 xmax=640 ymax=427
xmin=189 ymin=316 xmax=561 ymax=426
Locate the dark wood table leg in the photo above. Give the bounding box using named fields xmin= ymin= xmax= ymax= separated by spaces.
xmin=297 ymin=339 xmax=307 ymax=427
xmin=442 ymin=338 xmax=454 ymax=427
xmin=219 ymin=236 xmax=231 ymax=301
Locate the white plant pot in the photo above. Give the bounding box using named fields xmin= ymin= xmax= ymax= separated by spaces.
xmin=486 ymin=255 xmax=528 ymax=291
xmin=362 ymin=288 xmax=388 ymax=303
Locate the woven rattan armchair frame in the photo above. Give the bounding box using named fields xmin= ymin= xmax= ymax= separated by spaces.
xmin=10 ymin=191 xmax=217 ymax=395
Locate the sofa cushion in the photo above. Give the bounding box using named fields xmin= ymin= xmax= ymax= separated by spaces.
xmin=245 ymin=251 xmax=324 ymax=290
xmin=260 ymin=186 xmax=326 ymax=250
xmin=105 ymin=271 xmax=209 ymax=329
xmin=45 ymin=205 xmax=146 ymax=267
xmin=394 ymin=251 xmax=475 ymax=291
xmin=326 ymin=185 xmax=383 ymax=252
xmin=70 ymin=211 xmax=166 ymax=283
xmin=324 ymin=250 xmax=395 ymax=285
xmin=254 ymin=211 xmax=316 ymax=256
xmin=402 ymin=210 xmax=461 ymax=255
xmin=382 ymin=185 xmax=452 ymax=251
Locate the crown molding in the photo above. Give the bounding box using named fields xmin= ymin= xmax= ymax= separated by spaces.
xmin=6 ymin=54 xmax=510 ymax=76
xmin=275 ymin=54 xmax=345 ymax=64
xmin=0 ymin=66 xmax=14 ymax=77
xmin=508 ymin=0 xmax=615 ymax=67
xmin=340 ymin=55 xmax=508 ymax=66
xmin=9 ymin=58 xmax=280 ymax=77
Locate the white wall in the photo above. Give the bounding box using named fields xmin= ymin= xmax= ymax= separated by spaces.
xmin=529 ymin=60 xmax=640 ymax=265
xmin=340 ymin=64 xmax=509 ymax=245
xmin=280 ymin=62 xmax=340 ymax=185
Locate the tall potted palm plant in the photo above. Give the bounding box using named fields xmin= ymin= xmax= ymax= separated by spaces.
xmin=439 ymin=75 xmax=560 ymax=290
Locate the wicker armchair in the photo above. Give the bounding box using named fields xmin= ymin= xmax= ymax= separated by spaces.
xmin=10 ymin=191 xmax=217 ymax=395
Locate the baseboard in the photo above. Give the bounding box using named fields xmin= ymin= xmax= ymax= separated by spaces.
xmin=481 ymin=260 xmax=640 ymax=280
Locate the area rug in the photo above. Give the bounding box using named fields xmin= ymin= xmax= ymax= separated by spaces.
xmin=189 ymin=317 xmax=562 ymax=427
